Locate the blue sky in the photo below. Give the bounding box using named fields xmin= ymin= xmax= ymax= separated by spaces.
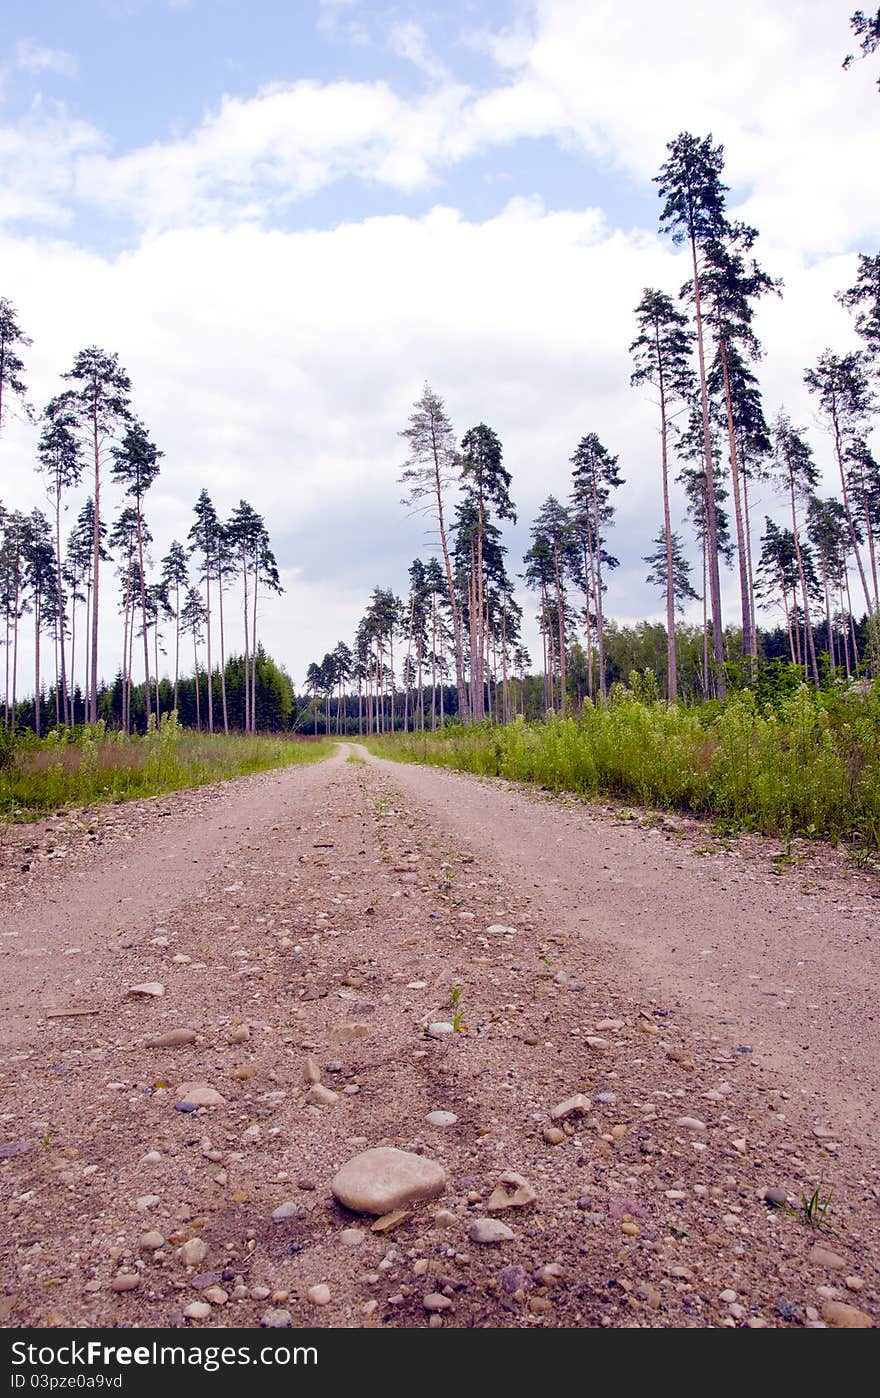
xmin=0 ymin=1 xmax=877 ymax=690
xmin=2 ymin=0 xmax=659 ymax=248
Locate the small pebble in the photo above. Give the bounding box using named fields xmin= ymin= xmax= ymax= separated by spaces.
xmin=424 ymin=1293 xmax=453 ymax=1312
xmin=261 ymin=1309 xmax=292 ymax=1328
xmin=183 ymin=1302 xmax=211 ymax=1320
xmin=469 ymin=1219 xmax=514 ymax=1244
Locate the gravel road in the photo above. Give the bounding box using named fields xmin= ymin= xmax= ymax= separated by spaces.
xmin=0 ymin=743 xmax=876 ymax=1329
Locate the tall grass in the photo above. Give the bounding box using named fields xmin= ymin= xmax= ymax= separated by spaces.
xmin=365 ymin=683 xmax=880 ymax=847
xmin=0 ymin=713 xmax=335 ymax=820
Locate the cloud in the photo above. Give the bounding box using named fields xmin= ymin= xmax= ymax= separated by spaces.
xmin=388 ymin=20 xmax=450 ymax=82
xmin=73 ymin=79 xmax=476 ymax=228
xmin=0 ymin=2 xmax=877 ymax=692
xmin=2 ymin=1 xmax=877 ymax=262
xmin=0 ymin=192 xmax=865 ymax=689
xmin=0 ymin=100 xmax=103 ymax=226
xmin=15 ymin=38 xmax=79 ymax=80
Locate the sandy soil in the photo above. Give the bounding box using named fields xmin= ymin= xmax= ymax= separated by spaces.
xmin=0 ymin=742 xmax=877 ymax=1330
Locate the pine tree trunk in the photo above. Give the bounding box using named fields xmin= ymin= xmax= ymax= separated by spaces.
xmin=783 ymin=587 xmax=795 ymax=665
xmin=429 ymin=421 xmax=468 ymax=723
xmin=702 ymin=534 xmax=709 ymax=699
xmin=821 ymin=563 xmax=835 ymax=670
xmin=34 ymin=591 xmax=41 ymax=738
xmin=742 ymin=464 xmax=759 ymax=658
xmin=832 ymin=414 xmax=873 ymax=613
xmin=430 ymin=596 xmax=437 ymax=730
xmin=54 ymin=494 xmax=69 ymax=725
xmin=240 ymin=546 xmax=250 ymax=733
xmin=719 ymin=340 xmax=753 ymax=667
xmin=121 ymin=565 xmax=131 ymax=733
xmin=787 ymin=473 xmax=820 ymax=685
xmin=501 ymin=603 xmax=509 ymax=723
xmin=655 ymin=333 xmax=678 ymax=701
xmin=251 ymin=557 xmax=259 ymax=733
xmin=69 ymin=592 xmax=77 ymax=727
xmin=552 ymin=544 xmax=567 ymax=712
xmin=83 ymin=576 xmax=91 ymax=722
xmin=205 ymin=552 xmax=213 ymax=734
xmin=174 ymin=581 xmax=180 ymax=714
xmin=90 ymin=403 xmax=101 ymax=724
xmin=193 ymin=634 xmax=201 ymax=730
xmin=136 ymin=505 xmax=151 ymax=724
xmin=584 ymin=511 xmax=603 ymax=702
xmin=217 ymin=563 xmax=229 ymax=733
xmin=154 ymin=624 xmax=160 ymax=721
xmin=690 ymin=232 xmax=727 ymax=698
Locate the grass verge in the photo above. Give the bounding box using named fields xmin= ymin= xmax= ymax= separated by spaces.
xmin=364 ymin=683 xmax=880 ymax=849
xmin=0 ymin=714 xmax=335 ymax=821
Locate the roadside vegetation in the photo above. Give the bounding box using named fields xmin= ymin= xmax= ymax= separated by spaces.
xmin=365 ymin=679 xmax=880 ymax=849
xmin=0 ymin=712 xmax=334 ymax=820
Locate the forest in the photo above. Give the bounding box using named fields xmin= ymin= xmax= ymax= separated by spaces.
xmin=305 ymin=133 xmax=879 ymax=735
xmin=2 ymin=132 xmax=879 ymax=746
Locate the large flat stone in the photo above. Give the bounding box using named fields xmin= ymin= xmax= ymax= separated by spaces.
xmin=331 ymin=1147 xmax=445 ymax=1216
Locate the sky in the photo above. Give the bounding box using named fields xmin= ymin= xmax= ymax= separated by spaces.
xmin=0 ymin=0 xmax=878 ymax=695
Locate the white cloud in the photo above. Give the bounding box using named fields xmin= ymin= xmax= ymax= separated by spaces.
xmin=0 ymin=192 xmax=867 ymax=690
xmin=15 ymin=38 xmax=79 ymax=80
xmin=0 ymin=100 xmax=103 ymax=226
xmin=2 ymin=1 xmax=877 ymax=261
xmin=0 ymin=2 xmax=877 ymax=694
xmin=388 ymin=20 xmax=450 ymax=82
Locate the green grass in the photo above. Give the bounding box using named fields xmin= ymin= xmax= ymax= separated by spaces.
xmin=0 ymin=713 xmax=335 ymax=821
xmin=364 ymin=682 xmax=880 ymax=849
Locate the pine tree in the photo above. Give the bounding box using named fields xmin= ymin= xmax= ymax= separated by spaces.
xmin=804 ymin=351 xmax=878 ymax=622
xmin=181 ymin=586 xmax=208 ymax=730
xmin=160 ymin=541 xmax=189 ymax=714
xmin=23 ymin=510 xmax=58 ymax=737
xmin=399 ymin=384 xmax=468 ymax=721
xmin=526 ymin=497 xmax=576 ymax=711
xmin=111 ymin=419 xmax=162 ymax=723
xmin=1 ymin=510 xmax=30 ymax=728
xmin=570 ymin=434 xmax=623 ymax=701
xmin=655 ymin=132 xmax=733 ymax=696
xmin=772 ymin=413 xmax=821 ymax=682
xmin=644 ymin=529 xmax=698 ymax=617
xmin=0 ymin=297 xmax=31 ymax=435
xmin=700 ymin=226 xmax=781 ymax=664
xmin=37 ymin=393 xmax=83 ymax=724
xmin=807 ymin=496 xmax=853 ymax=672
xmin=459 ymin=423 xmax=515 ymax=721
xmin=756 ymin=519 xmax=802 ymax=663
xmin=843 ymin=8 xmax=880 ymax=84
xmin=838 ymin=255 xmax=880 ymax=362
xmin=62 ymin=348 xmax=132 ymax=721
xmin=188 ymin=490 xmax=220 ymax=733
xmin=630 ymin=288 xmax=695 ymax=699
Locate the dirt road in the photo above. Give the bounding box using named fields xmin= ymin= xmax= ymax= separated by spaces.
xmin=0 ymin=744 xmax=877 ymax=1329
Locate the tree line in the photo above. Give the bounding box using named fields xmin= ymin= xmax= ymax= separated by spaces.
xmin=304 ymin=126 xmax=878 ymax=725
xmin=0 ymin=327 xmax=283 ymax=735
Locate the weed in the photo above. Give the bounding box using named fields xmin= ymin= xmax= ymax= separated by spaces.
xmin=1 ymin=724 xmax=335 ymax=822
xmin=782 ymin=1185 xmax=832 ymax=1230
xmin=451 ymin=985 xmax=467 ymax=1033
xmin=362 ymin=681 xmax=880 ymax=849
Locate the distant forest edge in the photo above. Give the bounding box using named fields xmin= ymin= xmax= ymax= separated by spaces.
xmin=2 ymin=111 xmax=880 ymax=735
xmin=4 ymin=618 xmax=880 ymax=741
